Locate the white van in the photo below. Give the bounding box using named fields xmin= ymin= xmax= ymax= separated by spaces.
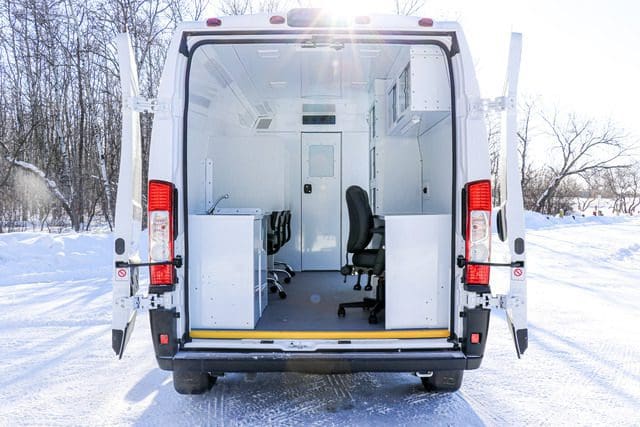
xmin=112 ymin=9 xmax=528 ymax=395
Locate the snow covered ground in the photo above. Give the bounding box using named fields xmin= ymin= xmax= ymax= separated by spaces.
xmin=0 ymin=214 xmax=639 ymax=425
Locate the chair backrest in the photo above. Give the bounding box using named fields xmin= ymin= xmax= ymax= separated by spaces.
xmin=345 ymin=186 xmax=374 ymax=253
xmin=283 ymin=211 xmax=292 ymax=244
xmin=277 ymin=210 xmax=287 ymax=246
xmin=268 ymin=211 xmax=282 ymax=254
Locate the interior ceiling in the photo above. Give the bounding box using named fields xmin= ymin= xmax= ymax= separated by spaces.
xmin=198 ymin=43 xmax=405 ymax=101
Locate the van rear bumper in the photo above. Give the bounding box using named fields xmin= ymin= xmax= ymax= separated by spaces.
xmin=165 ymin=349 xmax=482 ymax=374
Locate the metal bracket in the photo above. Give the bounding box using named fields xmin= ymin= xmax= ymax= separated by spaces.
xmin=469 ymin=96 xmax=516 ymax=116
xmin=116 ymin=293 xmax=174 ymax=312
xmin=127 ymin=96 xmax=169 ymax=114
xmin=468 ymin=292 xmax=524 ymax=311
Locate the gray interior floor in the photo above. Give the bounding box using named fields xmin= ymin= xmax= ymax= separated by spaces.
xmin=256 ymin=271 xmax=384 ymax=331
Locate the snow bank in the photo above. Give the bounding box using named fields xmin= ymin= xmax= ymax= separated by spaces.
xmin=0 ymin=232 xmax=111 ymax=285
xmin=524 ymin=210 xmax=632 ymax=230
xmin=0 ymin=230 xmax=148 ymax=286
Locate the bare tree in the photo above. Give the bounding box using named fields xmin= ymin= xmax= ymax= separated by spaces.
xmin=533 ymin=112 xmax=629 ymax=213
xmin=0 ymin=0 xmax=193 ymax=232
xmin=219 ymin=0 xmax=253 ymax=15
xmin=485 ymin=112 xmax=501 ymax=205
xmin=394 ymin=0 xmax=425 ymax=15
xmin=602 ymin=164 xmax=640 ymax=215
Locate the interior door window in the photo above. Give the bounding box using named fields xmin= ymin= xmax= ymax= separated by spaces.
xmin=308 ymin=144 xmax=335 ymax=177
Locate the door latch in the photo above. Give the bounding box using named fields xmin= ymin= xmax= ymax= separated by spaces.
xmin=457 ymin=255 xmax=524 ymax=269
xmin=303 ymin=184 xmax=312 ymax=194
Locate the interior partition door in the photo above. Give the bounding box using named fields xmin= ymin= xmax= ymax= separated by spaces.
xmin=301 ymin=132 xmax=342 ymax=270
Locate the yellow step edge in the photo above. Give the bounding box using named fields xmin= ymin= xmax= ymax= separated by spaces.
xmin=189 ymin=329 xmax=450 ymax=340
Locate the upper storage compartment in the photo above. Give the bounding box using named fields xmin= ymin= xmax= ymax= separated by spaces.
xmin=386 ymin=46 xmax=451 ymax=137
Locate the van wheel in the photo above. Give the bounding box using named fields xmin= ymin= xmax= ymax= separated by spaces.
xmin=421 ymin=370 xmax=463 ymax=392
xmin=173 ymin=371 xmax=217 ymax=395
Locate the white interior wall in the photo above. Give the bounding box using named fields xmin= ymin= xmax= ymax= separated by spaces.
xmin=418 ymin=116 xmax=453 ymax=214
xmin=340 ymin=132 xmax=369 ymax=258
xmin=377 ymin=136 xmax=423 ymax=214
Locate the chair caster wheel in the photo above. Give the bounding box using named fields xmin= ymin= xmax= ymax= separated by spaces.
xmin=364 ymin=285 xmax=372 ymax=291
xmin=353 ymin=284 xmax=362 ymax=291
xmin=270 ymin=286 xmax=278 ymax=293
xmin=284 ymin=277 xmax=291 ymax=284
xmin=368 ymin=314 xmax=378 ymax=324
xmin=337 ymin=307 xmax=346 ymax=317
xmin=278 ymin=291 xmax=287 ymax=299
xmin=286 ymin=268 xmax=295 ymax=277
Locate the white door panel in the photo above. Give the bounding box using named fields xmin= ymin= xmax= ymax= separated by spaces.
xmin=112 ymin=33 xmax=142 ymax=359
xmin=497 ymin=33 xmax=528 ymax=357
xmin=301 ymin=133 xmax=341 ymax=270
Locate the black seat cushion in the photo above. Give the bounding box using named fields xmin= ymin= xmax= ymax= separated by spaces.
xmin=353 ymin=249 xmax=385 ymax=276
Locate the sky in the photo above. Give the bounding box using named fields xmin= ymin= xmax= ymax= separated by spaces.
xmin=309 ymin=0 xmax=640 ymax=143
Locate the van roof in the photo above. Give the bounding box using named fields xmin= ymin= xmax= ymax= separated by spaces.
xmin=175 ymin=11 xmax=462 ymax=34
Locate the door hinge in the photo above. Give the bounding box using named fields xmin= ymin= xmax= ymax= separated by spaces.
xmin=127 ymin=96 xmax=170 ymax=114
xmin=467 ymin=292 xmax=524 ymax=310
xmin=116 ymin=293 xmax=174 ymax=312
xmin=468 ymin=96 xmax=516 ymax=116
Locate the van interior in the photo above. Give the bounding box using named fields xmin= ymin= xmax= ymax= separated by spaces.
xmin=185 ymin=40 xmax=454 ymax=335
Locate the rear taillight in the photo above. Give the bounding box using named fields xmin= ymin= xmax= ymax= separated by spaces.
xmin=148 ymin=180 xmax=174 ymax=286
xmin=465 ymin=180 xmax=491 ymax=286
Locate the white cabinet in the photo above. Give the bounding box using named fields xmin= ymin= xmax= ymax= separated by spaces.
xmin=188 ymin=213 xmax=267 ymax=329
xmin=384 ymin=214 xmax=451 ymax=330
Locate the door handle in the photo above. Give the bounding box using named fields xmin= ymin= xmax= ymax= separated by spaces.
xmin=303 ymin=184 xmax=312 ymax=194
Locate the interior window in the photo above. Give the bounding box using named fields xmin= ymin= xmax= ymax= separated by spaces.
xmin=308 ymin=144 xmax=335 ymax=177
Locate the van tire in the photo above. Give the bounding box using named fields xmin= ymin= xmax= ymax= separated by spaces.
xmin=421 ymin=370 xmax=463 ymax=392
xmin=173 ymin=371 xmax=217 ymax=395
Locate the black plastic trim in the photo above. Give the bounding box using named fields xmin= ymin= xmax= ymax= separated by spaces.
xmin=115 ymin=238 xmax=125 ymax=255
xmin=446 ymin=43 xmax=458 ymax=341
xmin=150 ymin=308 xmax=179 ymax=370
xmin=516 ymin=328 xmax=528 ymax=354
xmin=462 ymin=307 xmax=490 ymax=358
xmin=149 ymin=284 xmax=175 ymax=294
xmin=112 ymin=329 xmax=124 ymax=356
xmin=171 ymin=350 xmax=476 ymax=374
xmin=515 ymin=237 xmax=525 ymax=255
xmin=464 ymin=284 xmax=491 ymax=294
xmin=181 ymin=45 xmax=194 ymax=344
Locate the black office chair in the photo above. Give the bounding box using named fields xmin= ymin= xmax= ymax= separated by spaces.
xmin=274 ymin=210 xmax=295 ymax=283
xmin=267 ymin=211 xmax=287 ymax=299
xmin=337 ymin=186 xmax=385 ymax=324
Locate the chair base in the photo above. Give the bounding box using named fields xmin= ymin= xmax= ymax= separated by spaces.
xmin=337 ymin=278 xmax=385 ymax=324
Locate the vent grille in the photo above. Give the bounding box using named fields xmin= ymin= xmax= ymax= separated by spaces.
xmin=302 ymin=115 xmax=336 ymax=125
xmin=254 ymin=102 xmax=274 ymax=116
xmin=255 ymin=117 xmax=273 ymax=130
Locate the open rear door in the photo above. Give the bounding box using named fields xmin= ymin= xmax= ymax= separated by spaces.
xmin=112 ymin=33 xmax=143 ymax=359
xmin=497 ymin=33 xmax=528 ymax=357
